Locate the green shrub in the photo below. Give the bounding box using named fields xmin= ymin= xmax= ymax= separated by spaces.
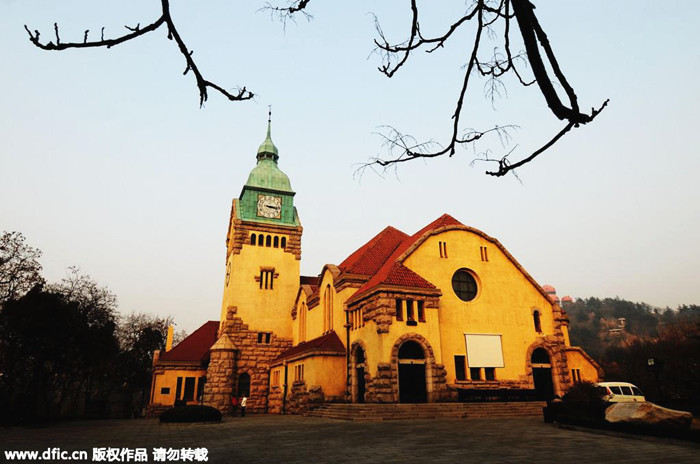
xmin=159 ymin=405 xmax=222 ymax=423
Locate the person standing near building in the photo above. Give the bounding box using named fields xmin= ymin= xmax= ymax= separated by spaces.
xmin=240 ymin=396 xmax=247 ymax=417
xmin=230 ymin=395 xmax=238 ymax=417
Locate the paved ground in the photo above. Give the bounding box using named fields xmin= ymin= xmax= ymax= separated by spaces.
xmin=1 ymin=415 xmax=699 ymax=464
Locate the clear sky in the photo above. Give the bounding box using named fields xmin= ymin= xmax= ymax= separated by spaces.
xmin=2 ymin=1 xmax=699 ymax=334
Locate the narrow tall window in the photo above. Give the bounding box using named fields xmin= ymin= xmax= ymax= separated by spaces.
xmin=470 ymin=368 xmax=481 ymax=381
xmin=183 ymin=377 xmax=196 ymax=401
xmin=395 ymin=299 xmax=403 ymax=321
xmin=299 ymin=302 xmax=307 ymax=342
xmin=533 ymin=310 xmax=542 ymax=333
xmin=406 ymin=300 xmax=415 ymax=321
xmin=439 ymin=241 xmax=448 ymax=258
xmin=259 ymin=269 xmax=275 ymax=290
xmin=484 ymin=368 xmax=496 ymax=381
xmin=480 ymin=246 xmax=489 ymax=262
xmin=323 ymin=285 xmax=333 ymax=332
xmin=417 ymin=300 xmax=425 ymax=322
xmin=273 ymin=236 xmax=279 ymax=248
xmin=266 ymin=235 xmax=272 ymax=247
xmin=454 ymin=355 xmax=466 ymax=381
xmin=281 ymin=237 xmax=287 ymax=249
xmin=250 ymin=233 xmax=257 ymax=245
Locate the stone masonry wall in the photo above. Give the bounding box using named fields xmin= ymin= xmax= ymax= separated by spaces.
xmin=218 ymin=307 xmax=292 ymax=414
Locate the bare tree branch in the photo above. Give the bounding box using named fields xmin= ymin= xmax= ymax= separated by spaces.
xmin=24 ymin=0 xmax=253 ymax=106
xmin=363 ymin=0 xmax=609 ymax=177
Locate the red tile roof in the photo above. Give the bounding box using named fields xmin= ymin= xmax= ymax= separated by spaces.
xmin=347 ymin=214 xmax=463 ymax=302
xmin=272 ymin=331 xmax=345 ymax=363
xmin=339 ymin=226 xmax=408 ymax=275
xmin=157 ymin=321 xmax=219 ymax=363
xmin=300 ymin=275 xmax=319 ymax=286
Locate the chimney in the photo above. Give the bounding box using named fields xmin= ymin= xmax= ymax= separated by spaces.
xmin=165 ymin=325 xmax=174 ymax=352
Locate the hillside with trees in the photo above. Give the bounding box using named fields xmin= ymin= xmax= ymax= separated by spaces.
xmin=565 ymin=297 xmax=700 ymax=411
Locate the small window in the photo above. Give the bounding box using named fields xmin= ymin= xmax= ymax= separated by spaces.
xmin=480 ymin=246 xmax=489 ymax=262
xmin=273 ymin=236 xmax=279 ymax=248
xmin=621 ymin=386 xmax=634 ymax=395
xmin=484 ymin=368 xmax=496 ymax=381
xmin=294 ymin=364 xmax=305 ymax=382
xmin=259 ymin=269 xmax=275 ymax=290
xmin=395 ymin=299 xmax=403 ymax=321
xmin=470 ymin=368 xmax=481 ymax=381
xmin=454 ymin=356 xmax=466 ymax=381
xmin=610 ymin=386 xmax=623 ymax=395
xmin=417 ymin=300 xmax=425 ymax=322
xmin=452 ymin=269 xmax=478 ymax=302
xmin=571 ymin=369 xmax=581 ymax=384
xmin=257 ymin=332 xmax=271 ymax=344
xmin=439 ymin=241 xmax=448 ymax=258
xmin=406 ymin=300 xmax=415 ymax=321
xmin=266 ymin=235 xmax=272 ymax=247
xmin=250 ymin=234 xmax=257 ymax=246
xmin=281 ymin=237 xmax=287 ymax=249
xmin=533 ymin=310 xmax=542 ymax=333
xmin=197 ymin=376 xmax=206 ymax=400
xmin=183 ymin=377 xmax=196 ymax=401
xmin=160 ymin=387 xmax=171 ymax=395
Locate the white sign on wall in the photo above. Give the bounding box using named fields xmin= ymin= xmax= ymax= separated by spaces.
xmin=464 ymin=333 xmax=504 ymax=368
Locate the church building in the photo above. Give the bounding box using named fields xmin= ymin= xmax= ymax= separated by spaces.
xmin=147 ymin=121 xmax=600 ymax=416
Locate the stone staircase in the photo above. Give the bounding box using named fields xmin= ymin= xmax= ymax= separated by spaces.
xmin=304 ymin=402 xmax=546 ymax=421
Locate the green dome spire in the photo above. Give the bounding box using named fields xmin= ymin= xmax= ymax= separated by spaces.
xmin=256 ymin=111 xmax=279 ymax=162
xmin=244 ymin=111 xmax=293 ymax=194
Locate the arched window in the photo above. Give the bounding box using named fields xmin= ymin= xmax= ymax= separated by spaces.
xmin=281 ymin=237 xmax=287 ymax=249
xmin=237 ymin=372 xmax=251 ymax=397
xmin=323 ymin=285 xmax=333 ymax=332
xmin=531 ymin=348 xmax=550 ymax=365
xmin=250 ymin=233 xmax=256 ymax=246
xmin=273 ymin=236 xmax=279 ymax=248
xmin=398 ymin=341 xmax=425 ymax=360
xmin=265 ymin=235 xmax=271 ymax=247
xmin=299 ymin=302 xmax=307 ymax=342
xmin=533 ymin=310 xmax=542 ymax=333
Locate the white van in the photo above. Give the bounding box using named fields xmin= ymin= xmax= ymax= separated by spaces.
xmin=595 ymin=382 xmax=646 ymax=403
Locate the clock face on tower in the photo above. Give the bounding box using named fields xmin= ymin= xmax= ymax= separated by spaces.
xmin=257 ymin=194 xmax=282 ymax=219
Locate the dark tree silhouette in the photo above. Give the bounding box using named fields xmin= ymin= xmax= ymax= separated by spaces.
xmin=0 ymin=231 xmax=44 ymax=305
xmin=24 ymin=0 xmax=608 ymax=176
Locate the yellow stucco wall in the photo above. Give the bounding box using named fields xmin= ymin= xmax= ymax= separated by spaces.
xmin=151 ymin=368 xmax=207 ymax=406
xmin=220 ymin=231 xmax=300 ymax=339
xmin=565 ymin=349 xmax=600 ymax=384
xmin=403 ymin=230 xmax=559 ymax=383
xmin=290 ymin=356 xmax=346 ymax=398
xmin=296 ymin=269 xmax=352 ymax=344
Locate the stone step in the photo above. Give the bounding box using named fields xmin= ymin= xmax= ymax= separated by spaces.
xmin=304 ymin=402 xmax=546 ymax=421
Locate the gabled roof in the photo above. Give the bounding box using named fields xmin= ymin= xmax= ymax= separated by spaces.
xmin=347 ymin=214 xmax=462 ymax=303
xmin=272 ymin=331 xmax=345 ymax=364
xmin=157 ymin=321 xmax=219 ymax=363
xmin=339 ymin=226 xmax=408 ymax=275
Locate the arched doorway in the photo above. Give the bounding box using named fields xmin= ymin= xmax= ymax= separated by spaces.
xmin=237 ymin=372 xmax=251 ymax=397
xmin=353 ymin=347 xmax=366 ymax=403
xmin=398 ymin=341 xmax=427 ymax=403
xmin=531 ymin=348 xmax=555 ymax=400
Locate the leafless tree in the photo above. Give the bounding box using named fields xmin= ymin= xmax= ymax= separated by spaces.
xmin=24 ymin=0 xmax=608 ymax=176
xmin=0 ymin=231 xmax=44 ymax=305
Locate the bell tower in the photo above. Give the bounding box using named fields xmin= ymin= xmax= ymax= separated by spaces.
xmin=219 ymin=114 xmax=302 ymax=339
xmin=204 ymin=115 xmax=301 ymax=414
